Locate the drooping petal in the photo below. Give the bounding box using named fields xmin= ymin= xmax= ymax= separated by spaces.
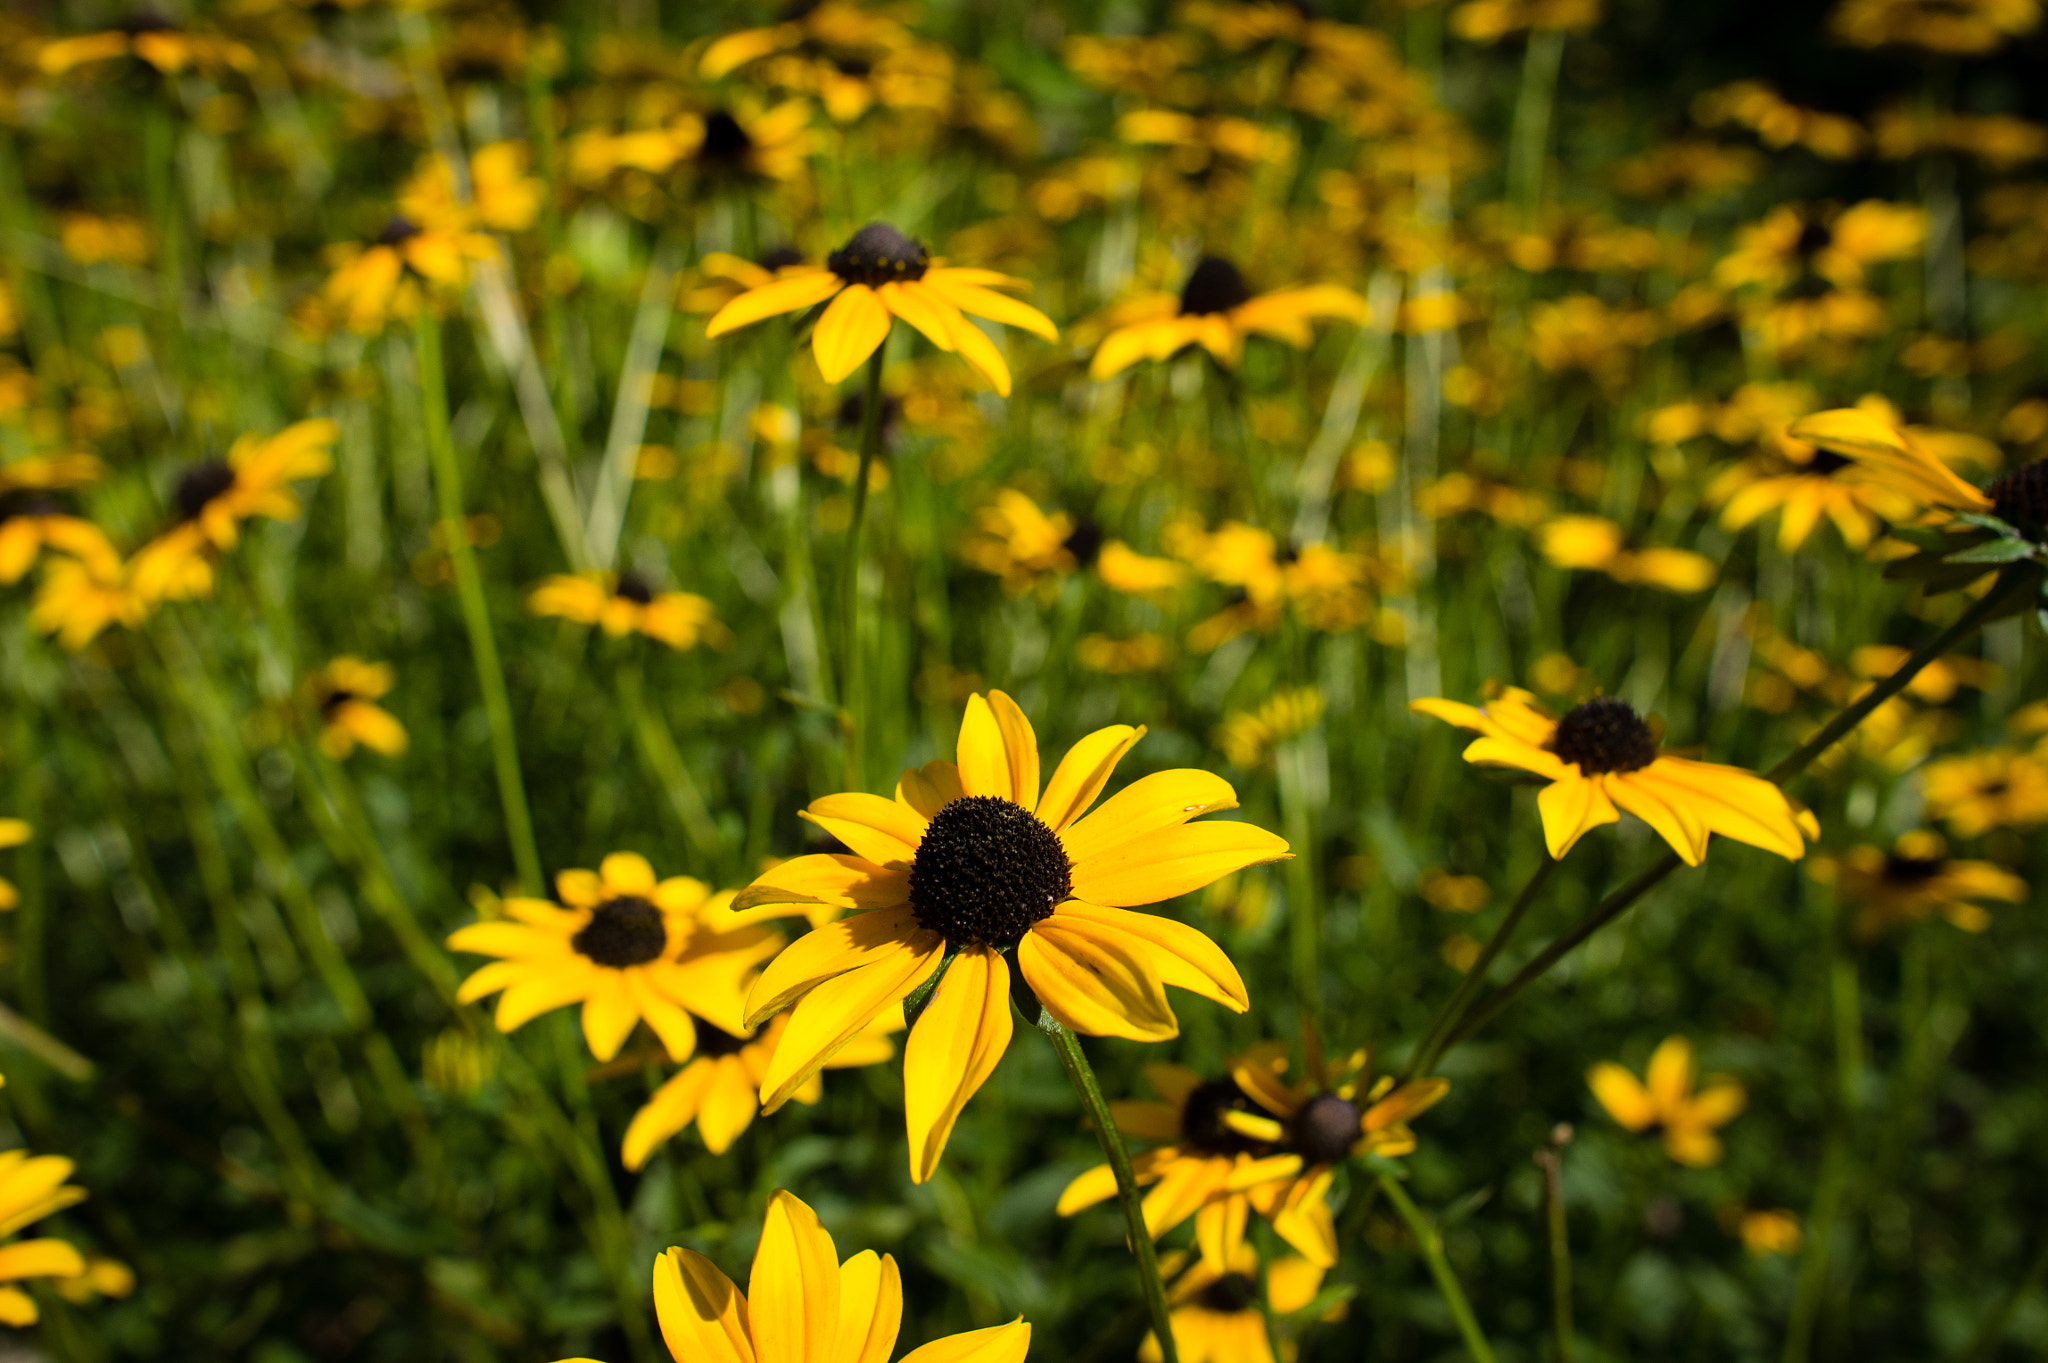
xmin=746 ymin=904 xmax=932 ymax=1026
xmin=1607 ymin=773 xmax=1711 ymax=867
xmin=1018 ymin=920 xmax=1178 ymax=1040
xmin=706 ymin=270 xmax=843 ymax=338
xmin=832 ymin=1250 xmax=903 ymax=1363
xmin=1048 ymin=902 xmax=1247 ymax=1012
xmin=759 ymin=936 xmax=944 ymax=1111
xmin=1637 ymin=758 xmax=1810 ymax=860
xmin=1067 ymin=822 xmax=1292 ymax=907
xmin=1059 ymin=770 xmax=1240 ymax=865
xmin=698 ymin=1059 xmax=764 ymax=1155
xmin=750 ymin=1190 xmax=842 ymax=1363
xmin=1535 ymin=774 xmax=1620 ymax=860
xmin=1194 ymin=1194 xmax=1250 ymax=1276
xmin=653 ymin=1247 xmax=756 ymax=1363
xmin=903 ymin=947 xmax=1015 ymax=1183
xmin=581 ymin=978 xmax=643 ymax=1062
xmin=1037 ymin=726 xmax=1146 ymax=832
xmin=625 ymin=969 xmax=701 ymax=1061
xmin=955 ymin=694 xmax=1014 ymax=802
xmin=454 ymin=959 xmax=535 ymax=1005
xmin=895 ymin=1318 xmax=1031 ymax=1363
xmin=494 ymin=967 xmax=599 ymax=1033
xmin=1460 ymin=736 xmax=1572 ymax=781
xmin=1139 ymin=1153 xmax=1233 ymax=1238
xmin=943 ymin=309 xmax=1013 ymax=396
xmin=1262 ymin=1168 xmax=1338 ymax=1267
xmin=812 ymin=284 xmax=894 ymax=383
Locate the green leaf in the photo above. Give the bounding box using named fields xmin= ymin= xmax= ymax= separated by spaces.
xmin=1943 ymin=537 xmax=2039 ymax=565
xmin=1955 ymin=512 xmax=2021 ymax=535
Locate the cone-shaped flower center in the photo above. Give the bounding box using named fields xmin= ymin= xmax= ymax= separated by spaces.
xmin=1989 ymin=459 xmax=2048 ymax=539
xmin=318 ymin=688 xmax=358 ymax=716
xmin=1179 ymin=256 xmax=1254 ymax=316
xmin=909 ymin=796 xmax=1070 ymax=948
xmin=173 ymin=460 xmax=237 ymax=520
xmin=1550 ymin=696 xmax=1657 ymax=775
xmin=759 ymin=244 xmax=807 ymax=271
xmin=614 ymin=569 xmax=656 ymax=604
xmin=828 ymin=223 xmax=929 ymax=286
xmin=376 ymin=215 xmax=423 ymax=247
xmin=1793 ymin=219 xmax=1833 ymax=259
xmin=700 ymin=110 xmax=753 ymax=165
xmin=1805 ymin=448 xmax=1853 ymax=476
xmin=1180 ymin=1077 xmax=1276 ymax=1156
xmin=1294 ymin=1093 xmax=1362 ymax=1165
xmin=1197 ymin=1273 xmax=1260 ymax=1313
xmin=1882 ymin=853 xmax=1945 ymax=885
xmin=1063 ymin=518 xmax=1104 ymax=568
xmin=693 ymin=1020 xmax=751 ymax=1058
xmin=572 ymin=896 xmax=668 ymax=967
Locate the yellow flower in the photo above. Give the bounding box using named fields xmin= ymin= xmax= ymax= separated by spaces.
xmin=1587 ymin=1036 xmax=1746 ymax=1166
xmin=554 ymin=1189 xmax=1028 ymax=1363
xmin=1088 ymin=257 xmax=1367 ymax=380
xmin=28 ymin=553 xmax=150 ymax=652
xmin=704 ymin=224 xmax=1057 ymax=395
xmin=1715 ymin=202 xmax=1925 ymax=294
xmin=319 ymin=214 xmax=497 ymax=337
xmin=0 ymin=820 xmax=28 ymax=911
xmin=958 ymin=489 xmax=1094 ymax=594
xmin=698 ymin=1 xmax=916 ymax=81
xmin=1096 ymin=541 xmax=1188 ymax=598
xmin=736 ymin=691 xmax=1287 ymax=1183
xmin=1711 ymin=412 xmax=1926 ymax=552
xmin=1816 ymin=830 xmax=2025 ymax=937
xmin=1782 ymin=405 xmax=1996 ymax=520
xmin=1213 ymin=689 xmax=1325 ymax=770
xmin=1451 ymin=0 xmax=1603 ymax=42
xmin=52 ymin=1255 xmax=135 ymax=1305
xmin=526 ymin=571 xmax=730 ymax=651
xmin=1921 ymin=748 xmax=2048 ymax=837
xmin=1536 ymin=516 xmax=1716 ymax=593
xmin=403 ymin=143 xmax=545 ymax=234
xmin=620 ymin=1010 xmax=897 ymax=1170
xmin=308 ymin=657 xmax=408 ymax=760
xmin=1830 ymin=0 xmax=2040 ymax=53
xmin=1412 ymin=689 xmax=1815 ymax=865
xmin=1734 ymin=1208 xmax=1804 ymax=1257
xmin=448 ymin=855 xmax=782 ymax=1063
xmin=570 ymin=103 xmax=813 ymax=188
xmin=36 ymin=21 xmax=256 ymax=77
xmin=0 ymin=1149 xmax=90 ymax=1326
xmin=127 ymin=420 xmax=337 ymax=604
xmin=0 ymin=497 xmax=120 ymax=587
xmin=1140 ymin=1243 xmax=1321 ymax=1363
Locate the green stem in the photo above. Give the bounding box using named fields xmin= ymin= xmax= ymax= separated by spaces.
xmin=1506 ymin=30 xmax=1565 ymax=225
xmin=1781 ymin=1140 xmax=1846 ymax=1363
xmin=839 ymin=349 xmax=885 ymax=790
xmin=1038 ymin=1012 xmax=1180 ymax=1363
xmin=1378 ymin=1173 xmax=1498 ymax=1363
xmin=1276 ymin=736 xmax=1321 ymax=1027
xmin=415 ymin=309 xmax=545 ymax=894
xmin=1403 ymin=856 xmax=1557 ymax=1083
xmin=1535 ymin=1145 xmax=1575 ymax=1363
xmin=1958 ymin=1230 xmax=2048 ymax=1363
xmin=11 ymin=707 xmax=47 ymax=1027
xmin=617 ymin=660 xmax=722 ymax=865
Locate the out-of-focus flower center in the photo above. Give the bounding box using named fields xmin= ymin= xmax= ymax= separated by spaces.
xmin=909 ymin=796 xmax=1070 ymax=948
xmin=1293 ymin=1093 xmax=1362 ymax=1165
xmin=1179 ymin=256 xmax=1254 ymax=316
xmin=1196 ymin=1272 xmax=1260 ymax=1313
xmin=1549 ymin=696 xmax=1658 ymax=776
xmin=572 ymin=896 xmax=669 ymax=967
xmin=1805 ymin=448 xmax=1853 ymax=476
xmin=1180 ymin=1077 xmax=1277 ymax=1157
xmin=376 ymin=215 xmax=423 ymax=247
xmin=318 ymin=688 xmax=358 ymax=717
xmin=1988 ymin=459 xmax=2048 ymax=539
xmin=614 ymin=569 xmax=657 ymax=604
xmin=829 ymin=223 xmax=929 ymax=286
xmin=1881 ymin=854 xmax=1945 ymax=885
xmin=699 ymin=110 xmax=753 ymax=165
xmin=173 ymin=460 xmax=237 ymax=520
xmin=1063 ymin=518 xmax=1104 ymax=568
xmin=693 ymin=1020 xmax=751 ymax=1059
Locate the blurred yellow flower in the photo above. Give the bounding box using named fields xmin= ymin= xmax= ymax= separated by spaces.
xmin=958 ymin=489 xmax=1093 ymax=594
xmin=1214 ymin=688 xmax=1325 ymax=769
xmin=0 ymin=820 xmax=28 ymax=911
xmin=1537 ymin=516 xmax=1716 ymax=593
xmin=1452 ymin=0 xmax=1603 ymax=41
xmin=1090 ymin=257 xmax=1367 ymax=380
xmin=526 ymin=571 xmax=730 ymax=651
xmin=1077 ymin=632 xmax=1177 ymax=674
xmin=1830 ymin=0 xmax=2041 ymax=53
xmin=129 ymin=420 xmax=337 ymax=603
xmin=1783 ymin=405 xmax=1995 ymax=519
xmin=1733 ymin=1208 xmax=1803 ymax=1256
xmin=1922 ymin=748 xmax=2048 ymax=837
xmin=1587 ymin=1036 xmax=1745 ymax=1166
xmin=1814 ymin=830 xmax=2025 ymax=937
xmin=0 ymin=1149 xmax=90 ymax=1326
xmin=1141 ymin=1242 xmax=1314 ymax=1363
xmin=309 ymin=657 xmax=408 ymax=760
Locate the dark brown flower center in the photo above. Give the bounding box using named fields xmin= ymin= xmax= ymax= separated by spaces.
xmin=1196 ymin=1273 xmax=1259 ymax=1313
xmin=693 ymin=1020 xmax=751 ymax=1058
xmin=615 ymin=569 xmax=656 ymax=605
xmin=571 ymin=896 xmax=668 ymax=967
xmin=376 ymin=215 xmax=423 ymax=247
xmin=1549 ymin=696 xmax=1658 ymax=776
xmin=1294 ymin=1093 xmax=1362 ymax=1165
xmin=1179 ymin=256 xmax=1254 ymax=316
xmin=758 ymin=245 xmax=807 ymax=271
xmin=1063 ymin=518 xmax=1104 ymax=568
xmin=0 ymin=491 xmax=66 ymax=523
xmin=1793 ymin=219 xmax=1833 ymax=259
xmin=828 ymin=223 xmax=929 ymax=286
xmin=1181 ymin=1077 xmax=1277 ymax=1157
xmin=699 ymin=110 xmax=753 ymax=165
xmin=318 ymin=688 xmax=357 ymax=717
xmin=909 ymin=796 xmax=1070 ymax=948
xmin=173 ymin=460 xmax=237 ymax=520
xmin=1882 ymin=854 xmax=1945 ymax=885
xmin=1807 ymin=448 xmax=1853 ymax=476
xmin=1988 ymin=459 xmax=2048 ymax=539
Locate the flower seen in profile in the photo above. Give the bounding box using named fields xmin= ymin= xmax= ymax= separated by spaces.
xmin=1087 ymin=257 xmax=1367 ymax=380
xmin=736 ymin=690 xmax=1287 ymax=1182
xmin=1782 ymin=405 xmax=1995 ymax=521
xmin=1813 ymin=829 xmax=2025 ymax=937
xmin=526 ymin=571 xmax=731 ymax=651
xmin=448 ymin=854 xmax=782 ymax=1063
xmin=0 ymin=1149 xmax=91 ymax=1326
xmin=36 ymin=19 xmax=256 ymax=78
xmin=1587 ymin=1035 xmax=1745 ymax=1166
xmin=1412 ymin=688 xmax=1816 ymax=865
xmin=704 ymin=223 xmax=1057 ymax=395
xmin=308 ymin=657 xmax=408 ymax=760
xmin=553 ymin=1189 xmax=1029 ymax=1363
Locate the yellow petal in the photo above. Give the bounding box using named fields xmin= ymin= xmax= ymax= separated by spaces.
xmin=803 ymin=793 xmax=928 ymax=866
xmin=1265 ymin=1169 xmax=1338 ymax=1267
xmin=654 ymin=1246 xmax=757 ymax=1363
xmin=955 ymin=694 xmax=1014 ymax=802
xmin=1059 ymin=770 xmax=1240 ymax=865
xmin=622 ymin=1060 xmax=716 ymax=1171
xmin=705 ymin=270 xmax=842 ymax=338
xmin=746 ymin=904 xmax=930 ymax=1026
xmin=733 ymin=855 xmax=910 ymax=915
xmin=945 ymin=309 xmax=1013 ymax=396
xmin=0 ymin=1286 xmax=34 ymax=1326
xmin=1048 ymin=902 xmax=1247 ymax=1012
xmin=987 ymin=691 xmax=1041 ymax=812
xmin=895 ymin=1319 xmax=1031 ymax=1363
xmin=625 ymin=970 xmax=700 ymax=1061
xmin=1037 ymin=726 xmax=1146 ymax=832
xmin=494 ymin=968 xmax=598 ymax=1033
xmin=601 ymin=852 xmax=659 ymax=896
xmin=1018 ymin=920 xmax=1178 ymax=1040
xmin=0 ymin=1239 xmax=84 ymax=1281
xmin=1646 ymin=1036 xmax=1696 ymax=1114
xmin=1139 ymin=1153 xmax=1233 ymax=1239
xmin=1637 ymin=758 xmax=1810 ymax=861
xmin=833 ymin=1250 xmax=903 ymax=1363
xmin=896 ymin=761 xmax=967 ymax=820
xmin=812 ymin=284 xmax=893 ymax=384
xmin=923 ymin=275 xmax=1060 ymax=340
xmin=1535 ymin=774 xmax=1619 ymax=860
xmin=1687 ymin=1079 xmax=1748 ymax=1127
xmin=1586 ymin=1062 xmax=1658 ymax=1131
xmin=758 ymin=936 xmax=943 ymax=1111
xmin=697 ymin=1059 xmax=762 ymax=1154
xmin=1056 ymin=1162 xmax=1122 ymax=1216
xmin=580 ymin=978 xmax=642 ymax=1062
xmin=1194 ymin=1194 xmax=1249 ymax=1275
xmin=1607 ymin=773 xmax=1710 ymax=867
xmin=902 ymin=948 xmax=1016 ymax=1182
xmin=875 ymin=281 xmax=960 ymax=352
xmin=1068 ymin=822 xmax=1292 ymax=907
xmin=750 ymin=1191 xmax=841 ymax=1363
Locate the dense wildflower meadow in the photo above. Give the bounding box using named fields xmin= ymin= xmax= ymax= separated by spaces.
xmin=3 ymin=0 xmax=2048 ymax=1359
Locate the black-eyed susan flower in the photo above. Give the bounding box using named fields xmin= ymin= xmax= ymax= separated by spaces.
xmin=958 ymin=489 xmax=1098 ymax=595
xmin=704 ymin=223 xmax=1057 ymax=395
xmin=556 ymin=1189 xmax=1029 ymax=1363
xmin=308 ymin=657 xmax=408 ymax=760
xmin=570 ymin=103 xmax=813 ymax=190
xmin=1731 ymin=1208 xmax=1803 ymax=1256
xmin=1097 ymin=540 xmax=1188 ymax=598
xmin=526 ymin=571 xmax=730 ymax=651
xmin=619 ymin=1010 xmax=897 ymax=1169
xmin=1087 ymin=257 xmax=1367 ymax=380
xmin=1142 ymin=1244 xmax=1316 ymax=1363
xmin=128 ymin=420 xmax=337 ymax=603
xmin=1587 ymin=1035 xmax=1745 ymax=1167
xmin=1921 ymin=748 xmax=2048 ymax=837
xmin=449 ymin=855 xmax=781 ymax=1063
xmin=1412 ymin=689 xmax=1815 ymax=864
xmin=1782 ymin=405 xmax=1997 ymax=521
xmin=1537 ymin=516 xmax=1716 ymax=594
xmin=403 ymin=143 xmax=545 ymax=236
xmin=0 ymin=494 xmax=119 ymax=586
xmin=0 ymin=819 xmax=27 ymax=911
xmin=1830 ymin=0 xmax=2041 ymax=53
xmin=1213 ymin=689 xmax=1325 ymax=770
xmin=28 ymin=553 xmax=149 ymax=652
xmin=736 ymin=690 xmax=1288 ymax=1183
xmin=36 ymin=18 xmax=256 ymax=78
xmin=319 ymin=167 xmax=499 ymax=338
xmin=0 ymin=1149 xmax=89 ymax=1326
xmin=1814 ymin=830 xmax=2025 ymax=937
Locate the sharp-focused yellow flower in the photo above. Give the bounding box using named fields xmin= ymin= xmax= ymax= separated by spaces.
xmin=0 ymin=1149 xmax=90 ymax=1326
xmin=1088 ymin=257 xmax=1367 ymax=380
xmin=620 ymin=1010 xmax=897 ymax=1170
xmin=1921 ymin=748 xmax=2048 ymax=837
xmin=704 ymin=223 xmax=1057 ymax=395
xmin=1537 ymin=516 xmax=1716 ymax=593
xmin=449 ymin=855 xmax=782 ymax=1063
xmin=526 ymin=571 xmax=731 ymax=650
xmin=0 ymin=819 xmax=29 ymax=912
xmin=1413 ymin=689 xmax=1815 ymax=865
xmin=1587 ymin=1035 xmax=1745 ymax=1166
xmin=736 ymin=690 xmax=1287 ymax=1182
xmin=309 ymin=657 xmax=408 ymax=760
xmin=1141 ymin=1243 xmax=1317 ymax=1363
xmin=1815 ymin=830 xmax=2025 ymax=937
xmin=128 ymin=420 xmax=337 ymax=604
xmin=554 ymin=1189 xmax=1028 ymax=1363
xmin=1830 ymin=0 xmax=2040 ymax=53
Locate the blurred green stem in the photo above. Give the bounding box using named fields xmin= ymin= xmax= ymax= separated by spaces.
xmin=11 ymin=708 xmax=48 ymax=1027
xmin=1535 ymin=1141 xmax=1575 ymax=1363
xmin=840 ymin=349 xmax=884 ymax=789
xmin=1403 ymin=855 xmax=1557 ymax=1082
xmin=616 ymin=660 xmax=722 ymax=865
xmin=415 ymin=309 xmax=545 ymax=894
xmin=1507 ymin=30 xmax=1566 ymax=225
xmin=1781 ymin=1139 xmax=1846 ymax=1363
xmin=1276 ymin=735 xmax=1322 ymax=1027
xmin=1378 ymin=1172 xmax=1498 ymax=1363
xmin=1038 ymin=1012 xmax=1180 ymax=1363
xmin=1958 ymin=1231 xmax=2048 ymax=1363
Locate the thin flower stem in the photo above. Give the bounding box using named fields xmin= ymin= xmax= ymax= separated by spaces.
xmin=1534 ymin=1139 xmax=1576 ymax=1363
xmin=1402 ymin=855 xmax=1558 ymax=1083
xmin=415 ymin=310 xmax=546 ymax=894
xmin=1038 ymin=1012 xmax=1180 ymax=1363
xmin=1377 ymin=1172 xmax=1499 ymax=1363
xmin=1446 ymin=574 xmax=2022 ymax=1054
xmin=617 ymin=660 xmax=723 ymax=865
xmin=1780 ymin=1138 xmax=1846 ymax=1363
xmin=1276 ymin=737 xmax=1322 ymax=1026
xmin=840 ymin=349 xmax=885 ymax=789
